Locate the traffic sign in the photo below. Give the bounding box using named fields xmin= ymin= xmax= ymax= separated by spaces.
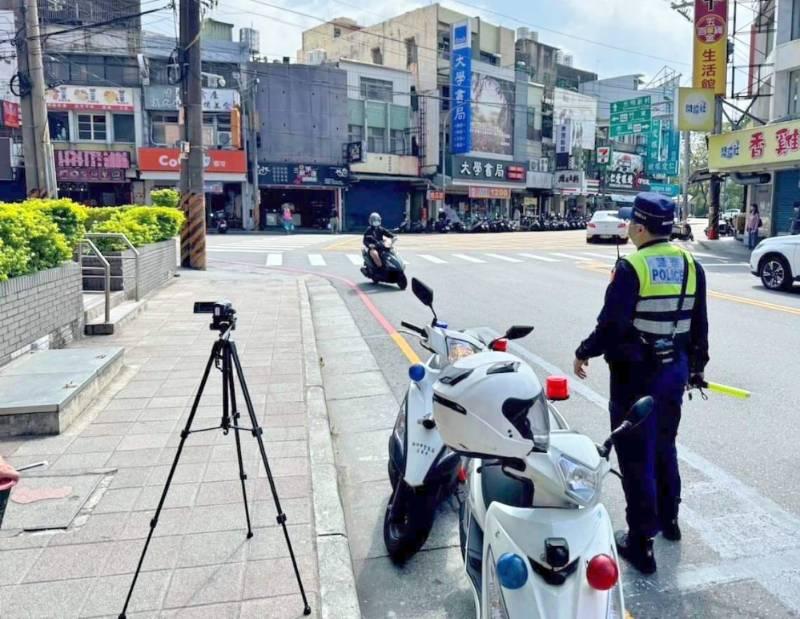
xmin=610 ymin=96 xmax=652 ymax=139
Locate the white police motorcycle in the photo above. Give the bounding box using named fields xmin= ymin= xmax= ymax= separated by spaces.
xmin=432 ymin=351 xmax=653 ymax=618
xmin=385 ymin=278 xmax=533 ymax=563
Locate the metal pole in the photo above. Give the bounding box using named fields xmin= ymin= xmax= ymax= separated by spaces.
xmin=249 ymin=82 xmax=260 ymax=231
xmin=682 ymin=130 xmax=690 ymax=220
xmin=179 ymin=0 xmax=206 ymax=268
xmin=707 ymin=97 xmax=723 ymax=239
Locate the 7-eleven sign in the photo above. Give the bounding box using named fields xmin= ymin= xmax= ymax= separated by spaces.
xmin=596 ymin=146 xmax=611 ymax=165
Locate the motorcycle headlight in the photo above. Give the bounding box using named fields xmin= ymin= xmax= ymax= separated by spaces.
xmin=557 ymin=455 xmax=600 ymax=506
xmin=393 ymin=399 xmax=407 ymax=448
xmin=447 ymin=338 xmax=480 ymax=364
xmin=486 ymin=547 xmax=510 ymax=619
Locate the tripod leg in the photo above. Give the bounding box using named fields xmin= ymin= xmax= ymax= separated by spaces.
xmin=119 ymin=340 xmax=221 ymax=619
xmin=230 ymin=341 xmax=312 ymax=616
xmin=224 ymin=342 xmax=254 ymax=538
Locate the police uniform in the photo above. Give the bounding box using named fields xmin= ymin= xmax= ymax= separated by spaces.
xmin=575 ymin=193 xmax=709 ymax=574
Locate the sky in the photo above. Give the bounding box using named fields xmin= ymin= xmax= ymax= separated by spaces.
xmin=142 ymin=0 xmax=758 ymax=90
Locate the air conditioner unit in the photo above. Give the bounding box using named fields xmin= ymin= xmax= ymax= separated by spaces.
xmin=539 ymin=157 xmax=549 ymax=172
xmin=217 ymin=131 xmax=233 ymax=148
xmin=528 ymin=159 xmax=539 ymax=172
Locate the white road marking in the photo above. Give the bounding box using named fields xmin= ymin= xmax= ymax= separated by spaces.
xmin=699 ymin=262 xmax=750 ymax=267
xmin=552 ymin=252 xmax=591 ymax=261
xmin=308 ymin=254 xmax=326 ymax=266
xmin=453 ymin=254 xmax=486 ymax=263
xmin=484 ymin=253 xmax=523 ymax=263
xmin=518 ymin=253 xmax=560 ymax=263
xmin=265 ymin=253 xmax=283 ymax=266
xmin=346 ymin=254 xmax=362 ymax=265
xmin=581 ymin=252 xmax=618 ymax=261
xmin=692 ymin=252 xmax=727 ymax=259
xmin=208 ymin=248 xmax=274 ymax=254
xmin=417 ymin=254 xmax=448 ymax=264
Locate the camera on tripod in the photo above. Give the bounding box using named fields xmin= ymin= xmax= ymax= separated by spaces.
xmin=194 ymin=300 xmax=236 ymax=332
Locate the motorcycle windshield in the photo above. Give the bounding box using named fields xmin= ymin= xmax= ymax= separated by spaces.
xmin=502 ymin=393 xmax=550 ymax=452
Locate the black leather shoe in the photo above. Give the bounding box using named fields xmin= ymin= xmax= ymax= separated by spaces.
xmin=615 ymin=530 xmax=656 ymax=575
xmin=661 ymin=519 xmax=682 ymax=542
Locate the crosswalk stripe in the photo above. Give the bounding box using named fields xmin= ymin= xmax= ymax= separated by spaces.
xmin=308 ymin=254 xmax=326 ymax=266
xmin=581 ymin=252 xmax=618 ymax=261
xmin=484 ymin=253 xmax=523 ymax=263
xmin=266 ymin=253 xmax=283 ymax=266
xmin=418 ymin=254 xmax=448 ymax=264
xmin=518 ymin=253 xmax=560 ymax=263
xmin=208 ymin=248 xmax=274 ymax=254
xmin=552 ymin=253 xmax=591 ymax=261
xmin=453 ymin=253 xmax=486 ymax=263
xmin=692 ymin=252 xmax=728 ymax=260
xmin=346 ymin=254 xmax=362 ymax=265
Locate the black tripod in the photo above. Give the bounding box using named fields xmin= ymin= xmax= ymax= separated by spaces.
xmin=119 ymin=304 xmax=311 ymax=618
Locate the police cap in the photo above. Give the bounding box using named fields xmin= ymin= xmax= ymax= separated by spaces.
xmin=618 ymin=192 xmax=675 ymax=235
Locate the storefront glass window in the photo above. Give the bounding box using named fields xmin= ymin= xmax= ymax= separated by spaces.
xmin=113 ymin=114 xmax=135 ymax=143
xmin=48 ymin=111 xmax=69 ymax=141
xmin=78 ymin=113 xmax=107 ymax=141
xmin=151 ymin=113 xmax=180 ymax=146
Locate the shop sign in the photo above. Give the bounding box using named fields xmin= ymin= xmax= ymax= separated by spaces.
xmin=554 ymin=170 xmax=584 ymax=190
xmin=452 ymin=156 xmax=526 ymax=184
xmin=555 ymin=121 xmax=572 ymax=155
xmin=138 ymin=148 xmax=247 ymax=173
xmin=46 ymin=85 xmax=135 ymax=112
xmin=427 ymin=190 xmax=445 ymax=200
xmin=693 ymin=0 xmax=727 ymax=96
xmin=610 ymin=96 xmax=651 ymax=139
xmin=678 ymin=87 xmax=715 ymax=132
xmin=450 ymin=20 xmax=472 ymax=154
xmin=645 ymin=182 xmax=681 ymax=197
xmin=607 ymin=151 xmax=645 ymax=190
xmin=708 ymin=120 xmax=800 ymax=171
xmin=144 ymin=86 xmax=240 ymax=111
xmin=468 ymin=186 xmax=511 ymax=199
xmin=344 ymin=141 xmax=364 ymax=163
xmin=596 ymin=146 xmax=610 ymax=165
xmin=204 ymin=181 xmax=224 ymax=194
xmin=56 ymin=167 xmax=128 ymax=183
xmin=257 ymin=162 xmax=350 ymax=187
xmin=2 ymin=101 xmax=20 ymax=128
xmin=56 ymin=150 xmax=131 ymax=169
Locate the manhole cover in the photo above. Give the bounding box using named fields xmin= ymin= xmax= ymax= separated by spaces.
xmin=2 ymin=474 xmax=103 ymax=531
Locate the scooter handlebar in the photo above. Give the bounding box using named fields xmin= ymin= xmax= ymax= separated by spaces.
xmin=400 ymin=321 xmax=426 ymax=336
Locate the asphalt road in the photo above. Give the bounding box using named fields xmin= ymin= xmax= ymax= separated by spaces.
xmin=208 ymin=229 xmax=800 ymax=618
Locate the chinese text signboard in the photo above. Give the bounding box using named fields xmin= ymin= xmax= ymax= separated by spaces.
xmin=450 ymin=21 xmax=472 ymax=154
xmin=138 ymin=148 xmax=247 ymax=174
xmin=55 ymin=149 xmax=131 ymax=183
xmin=709 ymin=120 xmax=800 ymax=171
xmin=452 ymin=156 xmax=526 ymax=184
xmin=678 ymin=87 xmax=715 ymax=132
xmin=556 ymin=121 xmax=572 ymax=155
xmin=46 ymin=86 xmax=135 ymax=112
xmin=554 ymin=170 xmax=584 ymax=190
xmin=257 ymin=162 xmax=349 ymax=187
xmin=606 ymin=151 xmax=645 ymax=190
xmin=647 ymin=119 xmax=679 ymax=177
xmin=468 ymin=186 xmax=511 ymax=199
xmin=693 ymin=0 xmax=728 ymax=96
xmin=610 ymin=96 xmax=651 ymax=139
xmin=144 ymin=86 xmax=240 ymax=112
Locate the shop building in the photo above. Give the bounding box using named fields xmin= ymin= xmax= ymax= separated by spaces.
xmin=446 ymin=155 xmax=527 ymax=220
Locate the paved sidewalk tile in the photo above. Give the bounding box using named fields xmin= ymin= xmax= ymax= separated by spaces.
xmin=0 ymin=271 xmax=333 ymax=618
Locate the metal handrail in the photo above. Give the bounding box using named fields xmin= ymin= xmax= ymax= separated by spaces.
xmin=85 ymin=233 xmax=140 ymax=302
xmin=77 ymin=238 xmax=111 ymax=324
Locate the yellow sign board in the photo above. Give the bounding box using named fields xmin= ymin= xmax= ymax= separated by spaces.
xmin=709 ymin=120 xmax=800 ymax=171
xmin=692 ymin=0 xmax=728 ymax=96
xmin=678 ymin=88 xmax=715 ymax=132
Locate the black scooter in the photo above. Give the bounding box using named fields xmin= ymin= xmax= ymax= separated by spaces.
xmin=361 ymin=238 xmax=408 ymax=290
xmin=211 ymin=210 xmax=228 ymax=234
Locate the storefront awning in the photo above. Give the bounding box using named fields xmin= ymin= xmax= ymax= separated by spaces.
xmin=350 ymin=174 xmax=427 ymax=184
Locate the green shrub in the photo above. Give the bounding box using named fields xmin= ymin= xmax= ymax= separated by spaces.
xmin=84 ymin=206 xmax=128 ymax=231
xmin=0 ymin=204 xmax=71 ymax=281
xmin=151 ymin=188 xmax=180 ymax=209
xmin=22 ymin=198 xmax=88 ymax=249
xmin=88 ymin=206 xmax=185 ymax=251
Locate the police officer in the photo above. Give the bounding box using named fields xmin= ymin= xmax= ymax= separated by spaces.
xmin=573 ymin=193 xmax=709 ymax=575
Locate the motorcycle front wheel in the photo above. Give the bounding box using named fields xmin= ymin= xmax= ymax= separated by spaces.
xmin=396 ymin=272 xmax=408 ymax=290
xmin=383 ymin=483 xmax=434 ymax=563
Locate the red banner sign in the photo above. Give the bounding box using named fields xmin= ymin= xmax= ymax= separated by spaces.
xmin=56 ymin=150 xmax=130 ymax=169
xmin=468 ymin=186 xmax=511 ymax=199
xmin=506 ymin=165 xmax=526 ymax=181
xmin=138 ymin=148 xmax=247 ymax=174
xmin=2 ymin=101 xmax=20 ymax=128
xmin=427 ymin=190 xmax=445 ymax=200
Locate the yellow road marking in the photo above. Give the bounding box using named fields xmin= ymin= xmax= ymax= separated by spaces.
xmin=709 ymin=290 xmax=800 ymax=316
xmin=324 ymin=237 xmax=360 ymax=251
xmin=391 ymin=332 xmax=422 ymax=364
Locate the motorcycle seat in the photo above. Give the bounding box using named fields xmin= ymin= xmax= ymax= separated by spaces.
xmin=481 ymin=460 xmax=534 ymax=510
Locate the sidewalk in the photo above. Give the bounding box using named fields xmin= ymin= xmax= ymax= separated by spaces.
xmin=0 ymin=268 xmax=359 ymax=618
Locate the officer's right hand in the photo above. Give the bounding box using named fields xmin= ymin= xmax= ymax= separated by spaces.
xmin=573 ymin=357 xmax=589 ymax=380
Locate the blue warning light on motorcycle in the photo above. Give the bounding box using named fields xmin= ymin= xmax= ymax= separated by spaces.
xmin=496 ymin=553 xmax=528 ymax=589
xmin=409 ymin=364 xmax=426 ymax=382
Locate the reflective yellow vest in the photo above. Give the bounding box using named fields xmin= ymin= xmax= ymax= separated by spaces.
xmin=623 ymin=242 xmax=697 ymax=341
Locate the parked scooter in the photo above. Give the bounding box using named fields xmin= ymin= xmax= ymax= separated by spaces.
xmin=432 ymin=352 xmax=654 ymax=619
xmin=361 ymin=237 xmax=408 ymax=290
xmin=211 ymin=210 xmax=228 ymax=234
xmin=385 ymin=278 xmax=533 ymax=563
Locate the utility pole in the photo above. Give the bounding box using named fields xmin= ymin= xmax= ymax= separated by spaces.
xmin=179 ymin=0 xmax=206 ymax=269
xmin=707 ymin=98 xmax=723 ymax=239
xmin=13 ymin=0 xmax=57 ymax=197
xmin=681 ymin=130 xmax=690 ymax=220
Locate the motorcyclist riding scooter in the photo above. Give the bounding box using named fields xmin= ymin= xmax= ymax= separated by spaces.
xmin=364 ymin=212 xmax=395 ymax=267
xmin=361 ymin=212 xmax=408 ymax=289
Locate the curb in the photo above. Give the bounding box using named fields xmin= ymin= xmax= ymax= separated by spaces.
xmin=298 ymin=278 xmax=362 ymax=619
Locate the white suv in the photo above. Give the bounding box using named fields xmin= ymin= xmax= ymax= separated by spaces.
xmin=750 ymin=235 xmax=800 ymax=291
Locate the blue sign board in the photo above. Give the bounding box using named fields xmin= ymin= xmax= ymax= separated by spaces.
xmin=646 ymin=182 xmax=681 ymax=197
xmin=450 ymin=22 xmax=472 ymax=154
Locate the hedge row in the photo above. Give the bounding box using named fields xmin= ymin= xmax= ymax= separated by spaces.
xmin=0 ymin=193 xmax=185 ymax=281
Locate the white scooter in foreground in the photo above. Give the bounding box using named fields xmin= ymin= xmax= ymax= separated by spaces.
xmin=432 ymin=351 xmax=653 ymax=618
xmin=385 ymin=277 xmax=533 ymax=562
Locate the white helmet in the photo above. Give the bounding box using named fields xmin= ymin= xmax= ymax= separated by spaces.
xmin=433 ymin=352 xmax=549 ymax=459
xmin=369 ymin=212 xmax=382 ymax=226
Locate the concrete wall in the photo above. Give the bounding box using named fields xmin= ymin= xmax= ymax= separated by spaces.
xmin=0 ymin=264 xmax=83 ymax=367
xmin=83 ymin=239 xmax=177 ymax=300
xmin=254 ymin=62 xmax=348 ymax=165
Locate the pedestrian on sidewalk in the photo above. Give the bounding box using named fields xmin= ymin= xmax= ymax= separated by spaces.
xmin=282 ymin=202 xmax=295 ymax=234
xmin=573 ymin=193 xmax=709 ymax=576
xmin=746 ymin=204 xmax=761 ymax=249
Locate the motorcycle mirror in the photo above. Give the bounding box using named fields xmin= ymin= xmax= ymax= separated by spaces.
xmin=505 ymin=325 xmax=534 ymax=340
xmin=411 ymin=277 xmax=434 ymax=308
xmin=627 ymin=396 xmax=654 ymax=426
